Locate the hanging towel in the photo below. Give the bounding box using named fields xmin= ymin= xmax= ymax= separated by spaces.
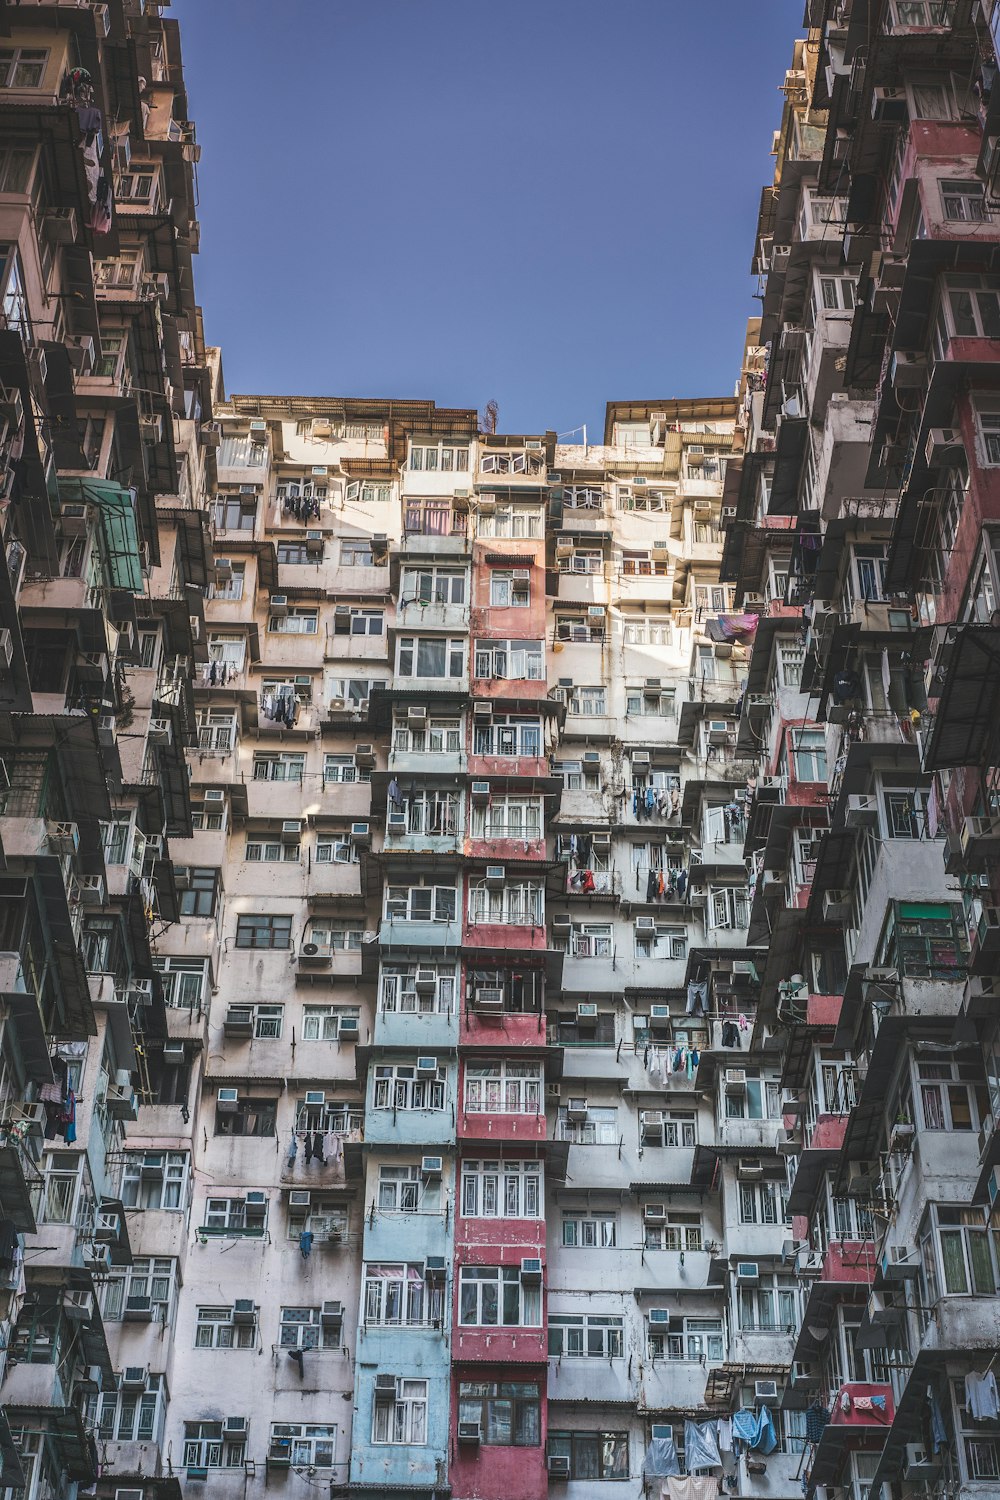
xmin=731 ymin=1407 xmax=777 ymax=1454
xmin=664 ymin=1478 xmax=719 ymax=1500
xmin=716 ymin=1418 xmax=732 ymax=1454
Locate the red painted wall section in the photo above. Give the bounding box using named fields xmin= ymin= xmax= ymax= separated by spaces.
xmin=460 ymin=1009 xmax=547 ymax=1048
xmin=448 ymin=1361 xmax=548 ymax=1500
xmin=822 ymin=1241 xmax=877 ymax=1285
xmin=829 ymin=1383 xmax=895 ymax=1428
xmin=807 ymin=1114 xmax=849 ymax=1152
xmin=806 ymin=993 xmax=843 ymax=1028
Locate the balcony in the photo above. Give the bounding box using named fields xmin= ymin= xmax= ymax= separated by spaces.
xmin=808 ymin=1384 xmax=894 ymax=1490
xmin=378 ymin=915 xmax=463 ymax=952
xmin=389 ymin=749 xmax=467 ymax=779
xmin=395 ymin=599 xmax=469 ymax=633
xmin=562 ymin=869 xmax=619 ymax=898
xmin=373 ymin=1006 xmax=457 ymax=1051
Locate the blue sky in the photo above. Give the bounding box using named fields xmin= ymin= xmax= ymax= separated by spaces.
xmin=172 ymin=0 xmax=803 ymax=437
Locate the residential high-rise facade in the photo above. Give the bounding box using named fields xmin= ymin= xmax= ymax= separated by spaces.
xmin=5 ymin=4 xmax=1000 ymax=1500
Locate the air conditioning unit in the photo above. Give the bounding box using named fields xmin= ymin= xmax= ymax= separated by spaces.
xmin=355 ymin=742 xmax=376 ymax=766
xmin=280 ymin=819 xmax=302 ymax=843
xmin=416 ymin=1056 xmax=437 ymax=1076
xmin=791 ymin=1361 xmax=820 ymax=1388
xmin=80 ymin=874 xmax=106 ymax=906
xmin=582 ymin=750 xmax=602 ymax=765
xmin=305 ymin=529 xmax=324 ymax=553
xmin=632 ymin=751 xmax=651 ymax=767
xmin=845 ymin=794 xmax=879 ymax=828
xmin=249 ymin=420 xmax=267 ymax=436
xmin=577 ymin=1002 xmax=598 ymax=1024
xmin=121 ymin=1366 xmax=147 ymax=1390
xmin=547 ymin=1457 xmax=571 ymax=1479
xmin=962 ymin=816 xmax=1000 ymax=859
xmin=485 ymin=864 xmax=505 ymax=886
xmin=84 ymin=1243 xmax=112 ymax=1272
xmin=796 ymin=1248 xmax=824 ymax=1276
xmin=62 ymin=1289 xmax=95 ymax=1322
xmin=758 ymin=775 xmax=787 ymax=793
xmin=387 ymin=812 xmax=406 ymax=833
xmin=414 ymin=969 xmax=437 ymax=994
xmin=224 ymin=1417 xmax=248 ymax=1436
xmin=0 ymin=629 xmax=12 ymax=671
xmin=735 ymin=1262 xmax=760 ymax=1283
xmin=925 ymin=427 xmax=963 ymax=467
xmin=304 ymin=1091 xmax=326 ymax=1107
xmin=649 ymin=1005 xmax=671 ymax=1031
xmin=566 ymin=1097 xmax=588 ymax=1122
xmin=424 ymin=1255 xmax=447 ymax=1280
xmin=245 ymin=1191 xmax=268 ymax=1209
xmin=643 ymin=1203 xmax=667 ymax=1223
xmin=904 ymin=1446 xmax=941 ymax=1480
xmin=458 ymin=1422 xmax=482 ymax=1445
xmin=351 ymin=821 xmax=371 ymax=846
xmin=42 ymin=207 xmax=78 ymax=244
xmin=473 ymin=987 xmax=504 ymax=1014
xmin=847 ymin=1160 xmax=877 ymax=1195
xmin=891 ymin=351 xmax=926 ymax=388
xmin=473 ymin=701 xmax=492 ymax=719
xmin=231 ymin=1301 xmax=255 ymax=1325
xmin=46 ymin=821 xmax=80 ymax=856
xmin=123 ymin=1294 xmax=152 ymax=1322
xmin=737 ymin=1157 xmax=764 ymax=1179
xmin=635 ymin=916 xmax=656 ymax=934
xmin=320 ymin=1300 xmax=343 ymax=1324
xmin=871 ymin=86 xmax=909 ymax=124
xmin=520 ymin=1257 xmax=543 ymax=1283
xmin=407 ymin=706 xmax=428 ymax=727
xmin=755 ymin=1380 xmax=779 ymax=1402
xmin=471 ymin=780 xmax=491 ymax=801
xmin=642 ymin=1112 xmax=665 ymax=1140
xmin=217 ymin=1088 xmax=239 ymax=1112
xmin=649 ymin=1308 xmax=670 ymax=1326
xmin=725 ymin=1069 xmax=748 ymax=1093
xmin=823 ymin=889 xmax=851 ymax=921
xmin=421 ymin=1155 xmax=443 ymax=1178
xmin=592 ymin=832 xmax=610 ymax=851
xmin=552 ymin=914 xmax=572 ymax=933
xmin=269 ymin=594 xmax=288 ymax=616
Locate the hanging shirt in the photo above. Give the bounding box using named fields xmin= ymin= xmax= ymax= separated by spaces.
xmin=966 ymin=1370 xmax=1000 ymax=1421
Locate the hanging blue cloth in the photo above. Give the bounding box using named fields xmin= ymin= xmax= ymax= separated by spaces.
xmin=299 ymin=1230 xmax=314 ymax=1260
xmin=732 ymin=1407 xmax=777 ymax=1455
xmin=684 ymin=1420 xmax=721 ymax=1469
xmin=288 ymin=1132 xmax=298 ymax=1164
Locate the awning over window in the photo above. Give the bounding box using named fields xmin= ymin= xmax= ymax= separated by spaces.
xmin=58 ymin=477 xmax=143 ymax=592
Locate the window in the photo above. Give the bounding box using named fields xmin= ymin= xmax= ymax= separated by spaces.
xmin=204 ymin=1196 xmax=270 ymax=1232
xmin=410 ymin=440 xmax=469 ymax=470
xmin=934 ymin=276 xmax=1000 ymax=359
xmin=99 ymin=1259 xmax=175 ymax=1325
xmin=371 ymin=1380 xmax=428 ymax=1445
xmin=490 ymin=570 xmax=530 ymax=607
xmin=394 ymin=717 xmax=464 ymax=755
xmin=380 ymin=965 xmax=455 ymax=1015
xmin=477 ymin=503 xmax=542 ymax=538
xmin=480 ymin=449 xmax=541 ymax=475
xmin=301 ymin=1005 xmax=359 ymax=1040
xmin=270 ymin=1424 xmax=338 ymax=1470
xmin=790 ymin=728 xmax=827 ymax=783
xmin=473 ymin=716 xmax=542 ymax=757
xmin=921 ymin=1206 xmax=998 ymax=1299
xmin=394 ymin=788 xmax=460 ymax=837
xmin=618 ymin=485 xmax=670 ymax=511
xmin=40 ymin=1154 xmax=80 ymax=1224
xmin=549 ymin=1009 xmax=616 ymax=1046
xmin=569 ymin=685 xmax=606 ymax=715
xmin=179 ymin=868 xmax=219 ymax=919
xmin=474 ymin=639 xmax=544 ymax=680
xmin=219 ymin=434 xmax=267 ymax=468
xmin=725 ymin=1071 xmax=781 ymax=1120
xmin=940 ymin=178 xmax=987 ymax=222
xmin=561 ymin=1214 xmax=617 ymax=1248
xmin=640 ymin=1112 xmax=696 ymax=1147
xmin=253 ymin=751 xmax=305 ymax=783
xmin=468 ymin=880 xmax=543 ymax=926
xmin=121 ymin=1152 xmax=189 ymax=1210
xmin=737 ymin=1276 xmax=798 ymax=1332
xmin=377 ymin=1165 xmax=424 ymax=1213
xmin=209 ymin=561 xmax=245 ymax=600
xmin=881 ymin=776 xmax=928 ymax=839
xmin=556 ymin=1105 xmax=617 ymax=1144
xmin=625 ymin=688 xmax=676 ymax=718
xmin=548 ymin=1315 xmax=623 ymax=1357
xmin=246 ymin=839 xmax=300 ymax=864
xmin=304 ymin=921 xmax=363 ymax=953
xmin=648 ymin=1317 xmax=724 ymax=1363
xmin=340 ymin=539 xmax=375 ymax=568
xmin=777 ymin=637 xmax=804 ymax=688
xmin=738 ymin=1180 xmax=789 ymax=1226
xmin=891 ymin=0 xmax=948 ymax=22
xmin=461 ymin=1159 xmax=541 ymax=1218
xmin=277 ymin=541 xmax=310 ymax=565
xmin=235 ymin=913 xmax=292 ymax=950
xmin=269 ymin=607 xmax=318 ymax=635
xmin=0 ymin=47 xmax=48 ymax=88
xmin=197 ymin=710 xmax=236 ymax=753
xmin=214 ymin=496 xmax=256 ymax=530
xmin=876 ymin=901 xmax=969 ymax=980
xmin=373 ymin=1064 xmax=446 ymax=1111
xmin=89 ymin=1374 xmax=166 ymax=1446
xmin=547 ymin=1432 xmax=628 ymax=1481
xmin=819 ymin=274 xmax=857 ymax=311
xmin=458 ymin=1382 xmax=540 ymax=1446
xmin=385 ymin=884 xmax=457 ymax=923
xmin=322 ymin=753 xmax=366 ymax=786
xmin=315 ymin=836 xmax=359 ymax=865
xmin=183 ymin=1421 xmax=246 ymax=1470
xmin=951 ymin=1378 xmax=1000 ymax=1483
xmin=917 ymin=1060 xmax=976 ymax=1132
xmin=636 ymin=925 xmax=687 ymax=960
xmin=464 ymin=1062 xmax=542 ymax=1114
xmin=910 ymin=80 xmax=954 ymax=118
xmin=404 ymin=499 xmax=461 ymax=535
xmin=459 ymin=1266 xmax=541 ymax=1326
xmin=0 ymin=147 xmax=34 ymax=193
xmin=709 ymin=887 xmax=750 ymax=930
xmin=154 ymin=958 xmax=207 ymax=1010
xmin=363 ymin=1265 xmax=440 ymax=1327
xmin=278 ymin=1308 xmax=341 ymax=1352
xmin=473 ymin=800 xmax=542 ymax=845
xmin=569 ymin=922 xmax=612 ymax=957
xmin=563 ymin=485 xmax=604 ymax=509
xmin=645 ymin=1213 xmax=703 ymax=1252
xmin=397 ymin=636 xmax=466 ymax=679
xmin=214 ymin=1097 xmax=276 ymax=1138
xmin=0 ymin=245 xmax=30 ymax=338
xmin=196 ymin=1305 xmax=256 ymax=1349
